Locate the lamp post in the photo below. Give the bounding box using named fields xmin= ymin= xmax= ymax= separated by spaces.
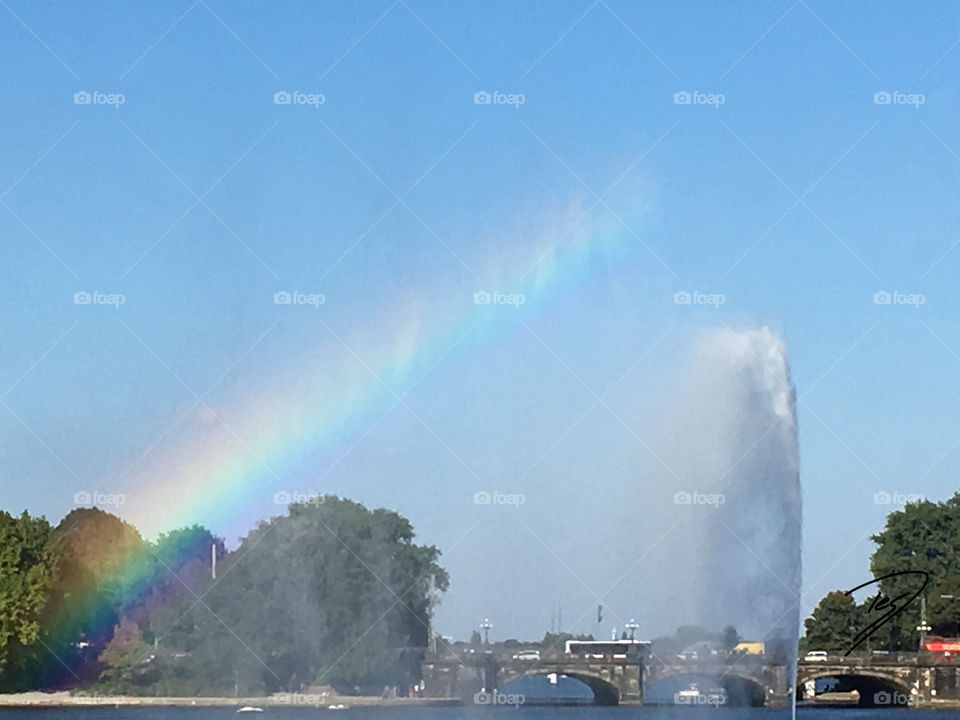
xmin=625 ymin=619 xmax=639 ymax=641
xmin=481 ymin=618 xmax=493 ymax=646
xmin=918 ymin=596 xmax=932 ymax=652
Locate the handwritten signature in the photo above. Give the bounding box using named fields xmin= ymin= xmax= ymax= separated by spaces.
xmin=843 ymin=570 xmax=929 ymax=656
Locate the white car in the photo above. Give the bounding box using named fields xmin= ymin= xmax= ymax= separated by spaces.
xmin=512 ymin=650 xmax=540 ymax=661
xmin=804 ymin=651 xmax=828 ymax=662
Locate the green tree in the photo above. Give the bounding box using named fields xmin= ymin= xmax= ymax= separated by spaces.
xmin=0 ymin=511 xmax=55 ymax=690
xmin=803 ymin=591 xmax=863 ymax=651
xmin=869 ymin=493 xmax=960 ymax=649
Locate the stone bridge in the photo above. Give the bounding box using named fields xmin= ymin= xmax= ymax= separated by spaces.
xmin=421 ymin=652 xmax=788 ymax=706
xmin=796 ymin=655 xmax=960 ymax=707
xmin=422 ymin=651 xmax=960 ymax=707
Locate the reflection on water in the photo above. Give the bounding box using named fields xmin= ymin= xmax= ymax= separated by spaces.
xmin=0 ymin=706 xmax=955 ymax=720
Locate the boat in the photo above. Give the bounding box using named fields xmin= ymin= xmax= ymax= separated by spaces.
xmin=327 ymin=704 xmax=348 ymax=710
xmin=236 ymin=707 xmax=264 ymax=713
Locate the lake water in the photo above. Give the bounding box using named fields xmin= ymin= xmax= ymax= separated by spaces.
xmin=0 ymin=707 xmax=954 ymax=720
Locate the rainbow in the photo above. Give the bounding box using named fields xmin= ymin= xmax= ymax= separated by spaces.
xmin=121 ymin=193 xmax=651 ymax=541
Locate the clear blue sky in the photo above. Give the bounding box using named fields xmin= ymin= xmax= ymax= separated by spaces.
xmin=2 ymin=0 xmax=959 ymax=642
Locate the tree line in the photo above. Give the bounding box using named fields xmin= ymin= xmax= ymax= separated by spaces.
xmin=0 ymin=496 xmax=447 ymax=696
xmin=803 ymin=492 xmax=960 ymax=653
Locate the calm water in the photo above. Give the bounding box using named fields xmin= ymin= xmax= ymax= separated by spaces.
xmin=0 ymin=707 xmax=956 ymax=720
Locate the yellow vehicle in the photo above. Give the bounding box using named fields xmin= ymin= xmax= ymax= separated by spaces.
xmin=733 ymin=641 xmax=765 ymax=655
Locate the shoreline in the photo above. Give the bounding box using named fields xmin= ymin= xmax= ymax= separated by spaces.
xmin=0 ymin=692 xmax=461 ymax=708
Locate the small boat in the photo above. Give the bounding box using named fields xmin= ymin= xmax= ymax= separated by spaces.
xmin=327 ymin=704 xmax=348 ymax=710
xmin=678 ymin=683 xmax=701 ymax=700
xmin=236 ymin=707 xmax=264 ymax=713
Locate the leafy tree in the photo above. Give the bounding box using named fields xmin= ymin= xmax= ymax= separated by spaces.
xmin=0 ymin=511 xmax=55 ymax=690
xmin=803 ymin=591 xmax=863 ymax=651
xmin=40 ymin=508 xmax=153 ymax=682
xmin=869 ymin=493 xmax=960 ymax=649
xmin=721 ymin=625 xmax=739 ymax=650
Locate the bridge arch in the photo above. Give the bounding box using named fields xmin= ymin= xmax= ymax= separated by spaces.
xmin=796 ymin=668 xmax=912 ymax=707
xmin=498 ymin=668 xmax=621 ymax=705
xmin=644 ymin=668 xmax=768 ymax=707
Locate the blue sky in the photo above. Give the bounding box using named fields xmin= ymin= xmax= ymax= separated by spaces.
xmin=2 ymin=0 xmax=960 ymax=643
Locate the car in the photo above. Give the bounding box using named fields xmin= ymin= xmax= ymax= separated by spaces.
xmin=804 ymin=651 xmax=828 ymax=662
xmin=512 ymin=650 xmax=540 ymax=661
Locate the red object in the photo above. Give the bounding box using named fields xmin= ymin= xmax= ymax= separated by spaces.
xmin=923 ymin=636 xmax=960 ymax=653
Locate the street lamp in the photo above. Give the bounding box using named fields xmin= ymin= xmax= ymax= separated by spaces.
xmin=481 ymin=618 xmax=493 ymax=645
xmin=625 ymin=619 xmax=639 ymax=641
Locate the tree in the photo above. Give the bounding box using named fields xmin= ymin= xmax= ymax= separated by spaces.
xmin=869 ymin=493 xmax=960 ymax=649
xmin=193 ymin=496 xmax=447 ymax=695
xmin=721 ymin=625 xmax=739 ymax=650
xmin=40 ymin=508 xmax=153 ymax=682
xmin=803 ymin=591 xmax=863 ymax=651
xmin=0 ymin=511 xmax=55 ymax=691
